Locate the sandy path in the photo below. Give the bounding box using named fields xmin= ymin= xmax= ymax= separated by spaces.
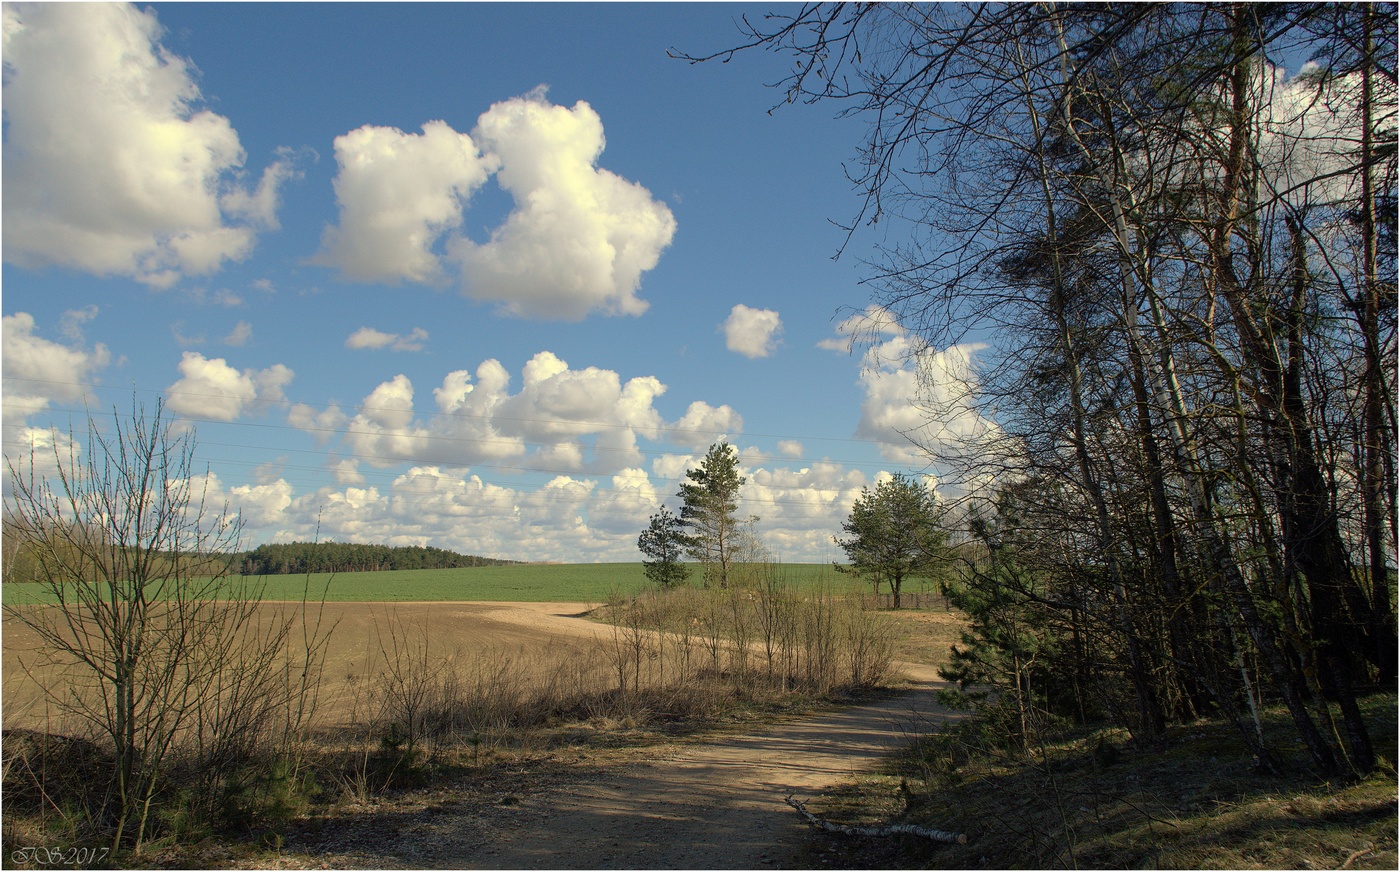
xmin=418 ymin=603 xmax=960 ymax=870
xmin=451 ymin=669 xmax=951 ymax=869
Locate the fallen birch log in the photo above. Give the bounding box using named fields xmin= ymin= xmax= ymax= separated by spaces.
xmin=785 ymin=795 xmax=969 ymax=844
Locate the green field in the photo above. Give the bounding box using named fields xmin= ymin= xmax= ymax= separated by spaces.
xmin=2 ymin=562 xmax=853 ymax=605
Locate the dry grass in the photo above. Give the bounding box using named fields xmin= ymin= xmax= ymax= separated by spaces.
xmin=881 ymin=604 xmax=964 ymax=671
xmin=797 ymin=692 xmax=1398 ymax=870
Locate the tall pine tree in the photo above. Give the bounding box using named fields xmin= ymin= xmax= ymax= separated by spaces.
xmin=677 ymin=442 xmax=748 ymax=588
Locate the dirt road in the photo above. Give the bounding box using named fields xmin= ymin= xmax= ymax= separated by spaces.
xmin=294 ymin=602 xmax=959 ymax=870
xmin=450 ymin=665 xmax=953 ymax=869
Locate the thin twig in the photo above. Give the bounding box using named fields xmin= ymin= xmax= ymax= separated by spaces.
xmin=785 ymin=794 xmax=969 ymax=844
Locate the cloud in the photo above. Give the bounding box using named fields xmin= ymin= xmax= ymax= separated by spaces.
xmin=330 ymin=458 xmax=365 ymax=485
xmin=345 ymin=326 xmax=429 ymax=352
xmin=652 ymin=453 xmax=697 ymax=483
xmin=2 ymin=312 xmax=112 ymax=398
xmin=330 ymin=367 xmax=519 ymax=469
xmin=313 ymin=90 xmax=675 ymax=319
xmin=746 ymin=461 xmax=870 ymax=531
xmin=822 ymin=312 xmax=996 ymax=464
xmin=220 ymin=148 xmax=301 ymax=230
xmin=817 ymin=305 xmax=903 ymax=353
xmin=182 ymin=448 xmax=909 ymax=564
xmin=313 ymin=121 xmax=497 ymax=283
xmin=855 ymin=339 xmax=995 ymax=463
xmin=224 ymin=321 xmax=253 ymax=347
xmin=165 ymin=352 xmax=293 ymax=421
xmin=1 ymin=3 xmax=290 ymax=287
xmin=667 ymin=401 xmax=743 ymax=451
xmin=171 ymin=322 xmax=204 ymax=347
xmin=586 ymin=468 xmax=660 ymax=535
xmin=493 ymin=351 xmax=665 ymax=469
xmin=223 ymin=476 xmax=297 ymax=529
xmin=2 ymin=312 xmax=112 ymax=452
xmin=722 ymin=304 xmax=783 ymax=358
xmin=287 ymin=403 xmax=349 ymax=441
xmin=649 ymin=451 xmax=882 ymax=562
xmin=286 ymin=352 xmax=738 ymax=475
xmin=776 ymin=440 xmax=805 ymax=459
xmin=180 ymin=287 xmax=246 ymax=308
xmin=449 ymin=92 xmax=677 ymax=319
xmin=1253 ymin=64 xmax=1394 ymax=208
xmin=59 ymin=305 xmax=99 ymax=342
xmin=195 ymin=462 xmax=676 ymax=563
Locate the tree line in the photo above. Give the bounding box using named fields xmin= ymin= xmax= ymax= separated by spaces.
xmin=236 ymin=541 xmax=514 ymax=576
xmin=693 ymin=2 xmax=1396 ymax=778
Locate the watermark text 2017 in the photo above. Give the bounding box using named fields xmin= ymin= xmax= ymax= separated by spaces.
xmin=9 ymin=847 xmax=111 ymax=867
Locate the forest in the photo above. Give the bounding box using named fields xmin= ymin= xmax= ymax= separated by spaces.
xmin=235 ymin=541 xmax=515 ymax=575
xmin=709 ymin=2 xmax=1397 ymax=779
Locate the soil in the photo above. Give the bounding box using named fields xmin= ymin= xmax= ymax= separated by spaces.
xmin=246 ymin=602 xmax=960 ymax=870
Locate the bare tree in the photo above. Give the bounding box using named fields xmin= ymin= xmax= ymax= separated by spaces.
xmin=3 ymin=400 xmax=288 ymax=853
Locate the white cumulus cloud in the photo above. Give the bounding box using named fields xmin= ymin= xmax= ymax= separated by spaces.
xmin=204 ymin=463 xmax=679 ymax=563
xmin=313 ymin=90 xmax=675 ymax=319
xmin=449 ymin=91 xmax=677 ymax=319
xmin=165 ymin=352 xmax=293 ymax=421
xmin=667 ymin=401 xmax=743 ymax=451
xmin=313 ymin=121 xmax=497 ymax=284
xmin=2 ymin=312 xmax=112 ymax=459
xmin=289 ymin=352 xmax=738 ymax=474
xmin=823 ymin=312 xmax=996 ymax=464
xmin=776 ymin=440 xmax=805 ymax=459
xmin=2 ymin=312 xmax=111 ymax=406
xmin=817 ymin=305 xmax=903 ymax=353
xmin=1 ymin=2 xmax=290 ymax=287
xmin=722 ymin=304 xmax=783 ymax=358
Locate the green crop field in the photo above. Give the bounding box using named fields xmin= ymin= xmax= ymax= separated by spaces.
xmin=2 ymin=562 xmax=854 ymax=605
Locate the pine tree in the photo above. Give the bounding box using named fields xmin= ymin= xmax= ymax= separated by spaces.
xmin=677 ymin=442 xmax=748 ymax=588
xmin=638 ymin=506 xmax=690 ymax=587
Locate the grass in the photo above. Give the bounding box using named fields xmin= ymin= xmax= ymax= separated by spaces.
xmin=796 ymin=692 xmax=1398 ymax=869
xmin=1 ymin=562 xmax=844 ymax=605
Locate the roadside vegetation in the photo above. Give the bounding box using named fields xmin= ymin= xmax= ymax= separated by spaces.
xmin=799 ymin=693 xmax=1397 ymax=870
xmin=3 ymin=573 xmax=897 ymax=868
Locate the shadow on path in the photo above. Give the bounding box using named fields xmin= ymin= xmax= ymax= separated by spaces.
xmin=434 ymin=666 xmax=959 ymax=870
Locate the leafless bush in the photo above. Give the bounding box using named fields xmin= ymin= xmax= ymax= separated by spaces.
xmin=598 ymin=565 xmax=896 ymax=700
xmin=2 ymin=402 xmax=338 ymax=854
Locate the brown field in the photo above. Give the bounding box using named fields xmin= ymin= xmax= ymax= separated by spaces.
xmin=1 ymin=601 xmax=618 ymax=734
xmin=2 ymin=599 xmax=961 ymax=736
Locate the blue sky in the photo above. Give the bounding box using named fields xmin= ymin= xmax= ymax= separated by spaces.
xmin=2 ymin=2 xmax=983 ymax=563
